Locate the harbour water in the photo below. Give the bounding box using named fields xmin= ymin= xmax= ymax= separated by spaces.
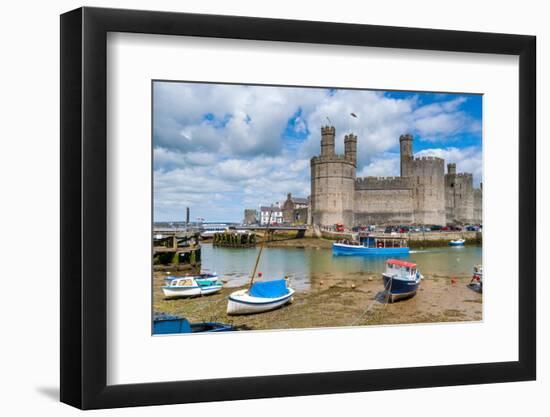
xmin=201 ymin=243 xmax=482 ymax=291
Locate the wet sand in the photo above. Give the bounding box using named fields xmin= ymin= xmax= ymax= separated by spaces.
xmin=153 ymin=270 xmax=482 ymax=330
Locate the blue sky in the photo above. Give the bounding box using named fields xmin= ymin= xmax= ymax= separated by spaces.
xmin=153 ymin=82 xmax=482 ymax=222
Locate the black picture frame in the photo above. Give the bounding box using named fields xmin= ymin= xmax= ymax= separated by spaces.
xmin=60 ymin=6 xmax=536 ymax=410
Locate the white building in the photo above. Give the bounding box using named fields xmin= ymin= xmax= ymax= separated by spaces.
xmin=259 ymin=204 xmax=283 ymax=225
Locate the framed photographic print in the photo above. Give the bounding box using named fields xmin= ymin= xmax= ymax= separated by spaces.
xmin=60 ymin=6 xmax=536 ymax=410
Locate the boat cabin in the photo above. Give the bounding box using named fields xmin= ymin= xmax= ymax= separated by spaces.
xmin=359 ymin=235 xmax=408 ymax=249
xmin=384 ymin=259 xmax=418 ymax=280
xmin=167 ymin=277 xmax=196 ymax=287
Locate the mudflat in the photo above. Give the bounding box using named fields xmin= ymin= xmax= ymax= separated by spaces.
xmin=153 ymin=270 xmax=482 ymax=331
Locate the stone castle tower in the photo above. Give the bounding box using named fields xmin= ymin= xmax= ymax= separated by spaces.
xmin=310 ymin=126 xmax=482 ymax=227
xmin=445 ymin=163 xmax=475 ymax=224
xmin=310 ymin=126 xmax=356 ymax=226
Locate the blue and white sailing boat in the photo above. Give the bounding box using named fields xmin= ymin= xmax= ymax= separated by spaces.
xmin=226 ymin=209 xmax=295 ymax=315
xmin=382 ymin=259 xmax=422 ymax=302
xmin=227 ymin=279 xmax=295 ymax=315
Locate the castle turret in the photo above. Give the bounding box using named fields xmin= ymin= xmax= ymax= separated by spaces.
xmin=447 ymin=163 xmax=456 ymax=175
xmin=321 ymin=126 xmax=336 ymax=156
xmin=344 ymin=133 xmax=357 ymax=166
xmin=310 ymin=126 xmax=355 ymax=227
xmin=399 ymin=134 xmax=413 ymax=177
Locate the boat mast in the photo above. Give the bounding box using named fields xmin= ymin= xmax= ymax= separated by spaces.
xmin=249 ymin=209 xmax=272 ymax=288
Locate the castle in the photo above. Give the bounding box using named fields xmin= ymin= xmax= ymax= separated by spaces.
xmin=310 ymin=126 xmax=482 ymax=227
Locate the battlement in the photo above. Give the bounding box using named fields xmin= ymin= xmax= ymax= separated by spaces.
xmin=344 ymin=133 xmax=357 ymax=141
xmin=400 ymin=133 xmax=413 ymax=142
xmin=321 ymin=125 xmax=336 ymax=135
xmin=311 ymin=154 xmax=356 ymax=165
xmin=454 ymin=172 xmax=473 ymax=178
xmin=355 ymin=176 xmax=412 ymax=190
xmin=413 ymin=156 xmax=444 ymax=162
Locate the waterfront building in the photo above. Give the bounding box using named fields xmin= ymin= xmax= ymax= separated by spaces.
xmin=310 ymin=126 xmax=482 ymax=227
xmin=243 ymin=208 xmax=258 ymax=225
xmin=259 ymin=204 xmax=284 ymax=225
xmin=282 ymin=193 xmax=310 ymax=224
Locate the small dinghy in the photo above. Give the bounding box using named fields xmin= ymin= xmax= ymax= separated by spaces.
xmin=382 ymin=259 xmax=422 ymax=302
xmin=162 ymin=276 xmax=223 ymax=298
xmin=153 ymin=313 xmax=234 ymax=334
xmin=227 ymin=279 xmax=295 ymax=315
xmin=449 ymin=238 xmax=465 ymax=246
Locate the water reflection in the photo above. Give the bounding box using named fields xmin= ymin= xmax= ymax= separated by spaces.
xmin=201 ymin=244 xmax=482 ymax=292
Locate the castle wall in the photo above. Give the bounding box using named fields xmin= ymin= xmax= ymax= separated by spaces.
xmin=310 ymin=127 xmax=480 ymax=228
xmin=445 ymin=173 xmax=474 ymax=224
xmin=310 ymin=155 xmax=356 ymax=226
xmin=354 ymin=177 xmax=414 ymax=225
xmin=410 ymin=157 xmax=446 ymax=225
xmin=473 ymin=186 xmax=482 ymax=224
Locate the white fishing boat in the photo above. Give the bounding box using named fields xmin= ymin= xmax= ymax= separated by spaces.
xmin=227 ymin=279 xmax=295 ymax=315
xmin=162 ymin=276 xmax=223 ymax=298
xmin=449 ymin=238 xmax=465 ymax=246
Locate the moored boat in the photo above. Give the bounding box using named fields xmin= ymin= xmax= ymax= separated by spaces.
xmin=449 ymin=238 xmax=465 ymax=246
xmin=153 ymin=313 xmax=234 ymax=334
xmin=162 ymin=276 xmax=223 ymax=298
xmin=227 ymin=279 xmax=295 ymax=315
xmin=333 ymin=235 xmax=409 ymax=256
xmin=163 ymin=272 xmax=218 ymax=284
xmin=382 ymin=259 xmax=422 ymax=302
xmin=468 ymin=264 xmax=483 ymax=292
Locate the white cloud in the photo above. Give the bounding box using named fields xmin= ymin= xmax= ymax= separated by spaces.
xmin=153 ymin=82 xmax=482 ymax=221
xmin=357 ymin=153 xmax=400 ymax=177
xmin=415 ymin=146 xmax=482 ymax=186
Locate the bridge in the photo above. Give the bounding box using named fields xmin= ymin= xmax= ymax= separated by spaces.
xmin=238 ymin=225 xmax=307 ymax=231
xmin=238 ymin=225 xmax=308 ymax=239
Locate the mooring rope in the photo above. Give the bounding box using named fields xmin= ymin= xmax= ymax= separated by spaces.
xmin=350 ymin=276 xmax=392 ymax=326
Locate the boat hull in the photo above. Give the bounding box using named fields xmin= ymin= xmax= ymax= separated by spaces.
xmin=162 ymin=283 xmax=222 ymax=298
xmin=227 ymin=288 xmax=295 ymax=315
xmin=382 ymin=273 xmax=421 ymax=302
xmin=449 ymin=240 xmax=465 ymax=246
xmin=153 ymin=317 xmax=234 ymax=334
xmin=333 ymin=243 xmax=409 ymax=256
xmin=200 ymin=284 xmax=223 ymax=295
xmin=162 ymin=285 xmax=202 ymax=298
